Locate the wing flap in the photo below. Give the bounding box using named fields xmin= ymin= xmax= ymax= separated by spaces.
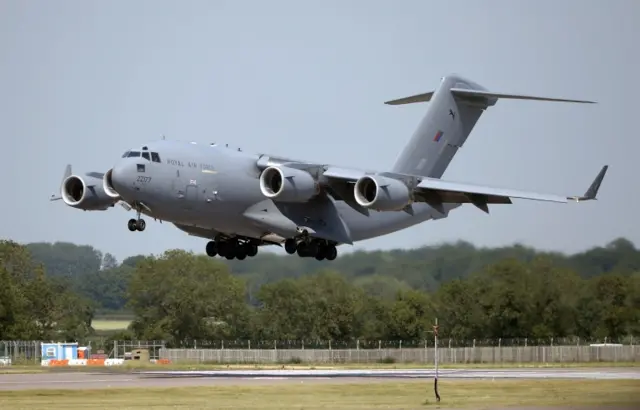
xmin=323 ymin=166 xmax=366 ymax=181
xmin=415 ymin=178 xmax=569 ymax=203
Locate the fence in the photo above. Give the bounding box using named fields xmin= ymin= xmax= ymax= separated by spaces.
xmin=0 ymin=341 xmax=41 ymax=365
xmin=159 ymin=344 xmax=638 ymax=365
xmin=0 ymin=340 xmax=162 ymax=363
xmin=2 ymin=338 xmax=638 ymax=365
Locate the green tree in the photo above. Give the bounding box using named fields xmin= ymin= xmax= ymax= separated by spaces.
xmin=127 ymin=250 xmax=249 ymax=344
xmin=0 ymin=240 xmax=94 ymax=341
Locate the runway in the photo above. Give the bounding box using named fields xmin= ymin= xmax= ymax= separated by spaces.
xmin=0 ymin=367 xmax=638 ymax=391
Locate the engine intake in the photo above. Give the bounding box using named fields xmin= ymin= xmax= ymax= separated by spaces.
xmin=259 ymin=166 xmax=319 ymax=203
xmin=61 ymin=174 xmax=117 ymax=211
xmin=354 ymin=175 xmax=412 ymax=211
xmin=102 ymin=168 xmax=121 ymax=199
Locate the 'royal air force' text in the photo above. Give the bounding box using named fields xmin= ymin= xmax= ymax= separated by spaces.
xmin=166 ymin=159 xmax=215 ymax=172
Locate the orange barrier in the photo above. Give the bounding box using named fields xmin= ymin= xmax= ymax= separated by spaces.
xmin=48 ymin=359 xmax=70 ymax=366
xmin=87 ymin=359 xmax=106 ymax=366
xmin=156 ymin=359 xmax=172 ymax=365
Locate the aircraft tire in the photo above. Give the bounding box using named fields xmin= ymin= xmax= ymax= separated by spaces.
xmin=127 ymin=219 xmax=137 ymax=232
xmin=326 ymin=245 xmax=337 ymax=261
xmin=205 ymin=241 xmax=217 ymax=257
xmin=136 ymin=219 xmax=146 ymax=231
xmin=246 ymin=244 xmax=258 ymax=257
xmin=284 ymin=239 xmax=297 ymax=254
xmin=236 ymin=246 xmax=247 ymax=260
xmin=296 ymin=242 xmax=308 ymax=257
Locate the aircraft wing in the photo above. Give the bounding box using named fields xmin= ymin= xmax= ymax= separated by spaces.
xmin=321 ymin=165 xmax=608 ymax=214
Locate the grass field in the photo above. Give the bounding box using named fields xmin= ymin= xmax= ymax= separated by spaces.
xmin=0 ymin=379 xmax=638 ymax=409
xmin=91 ymin=319 xmax=131 ymax=330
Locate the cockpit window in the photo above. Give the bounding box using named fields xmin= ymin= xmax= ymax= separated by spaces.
xmin=127 ymin=151 xmax=141 ymax=157
xmin=142 ymin=152 xmax=150 ymax=161
xmin=121 ymin=151 xmax=130 ymax=158
xmin=151 ymin=152 xmax=161 ymax=163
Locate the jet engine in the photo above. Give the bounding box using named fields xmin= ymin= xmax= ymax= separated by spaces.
xmin=259 ymin=166 xmax=320 ymax=203
xmin=102 ymin=168 xmax=121 ymax=200
xmin=354 ymin=175 xmax=412 ymax=211
xmin=61 ymin=174 xmax=118 ymax=211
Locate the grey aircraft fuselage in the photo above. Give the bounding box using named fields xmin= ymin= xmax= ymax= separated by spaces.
xmin=108 ymin=139 xmax=455 ymax=244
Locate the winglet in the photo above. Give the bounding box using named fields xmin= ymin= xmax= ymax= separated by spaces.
xmin=567 ymin=165 xmax=608 ymax=202
xmin=50 ymin=164 xmax=72 ymax=201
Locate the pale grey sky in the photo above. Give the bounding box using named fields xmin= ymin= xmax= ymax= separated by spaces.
xmin=1 ymin=0 xmax=638 ymax=261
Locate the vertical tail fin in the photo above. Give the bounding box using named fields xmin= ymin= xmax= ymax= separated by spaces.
xmin=388 ymin=74 xmax=595 ymax=179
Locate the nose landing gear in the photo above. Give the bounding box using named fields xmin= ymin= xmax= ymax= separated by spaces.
xmin=127 ymin=204 xmax=147 ymax=232
xmin=127 ymin=218 xmax=146 ymax=231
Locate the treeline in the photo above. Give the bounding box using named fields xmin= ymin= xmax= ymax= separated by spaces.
xmin=1 ymin=239 xmax=638 ymax=345
xmin=22 ymin=237 xmax=640 ymax=313
xmin=0 ymin=241 xmax=93 ymax=341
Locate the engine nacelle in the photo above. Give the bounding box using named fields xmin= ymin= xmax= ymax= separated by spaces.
xmin=354 ymin=175 xmax=412 ymax=211
xmin=61 ymin=174 xmax=118 ymax=211
xmin=259 ymin=166 xmax=320 ymax=203
xmin=102 ymin=168 xmax=121 ymax=200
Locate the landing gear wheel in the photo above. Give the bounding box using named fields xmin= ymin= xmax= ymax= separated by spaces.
xmin=325 ymin=245 xmax=337 ymax=261
xmin=127 ymin=219 xmax=137 ymax=232
xmin=284 ymin=239 xmax=297 ymax=254
xmin=296 ymin=242 xmax=308 ymax=257
xmin=314 ymin=243 xmax=326 ymax=260
xmin=216 ymin=241 xmax=229 ymax=258
xmin=136 ymin=219 xmax=146 ymax=231
xmin=246 ymin=244 xmax=258 ymax=257
xmin=236 ymin=247 xmax=247 ymax=260
xmin=205 ymin=241 xmax=217 ymax=257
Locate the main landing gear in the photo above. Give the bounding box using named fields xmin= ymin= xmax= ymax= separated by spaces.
xmin=284 ymin=237 xmax=338 ymax=261
xmin=205 ymin=238 xmax=258 ymax=260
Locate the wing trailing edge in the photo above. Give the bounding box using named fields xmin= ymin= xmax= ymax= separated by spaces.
xmin=320 ymin=165 xmax=608 ymax=215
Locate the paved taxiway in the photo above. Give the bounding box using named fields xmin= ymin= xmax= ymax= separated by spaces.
xmin=0 ymin=367 xmax=638 ymax=391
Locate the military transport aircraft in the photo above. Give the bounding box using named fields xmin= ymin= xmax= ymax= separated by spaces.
xmin=50 ymin=74 xmax=608 ymax=261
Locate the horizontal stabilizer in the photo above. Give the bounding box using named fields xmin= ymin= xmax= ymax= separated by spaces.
xmin=450 ymin=88 xmax=596 ymax=105
xmin=384 ymin=88 xmax=595 ymax=106
xmin=384 ymin=91 xmax=434 ymax=105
